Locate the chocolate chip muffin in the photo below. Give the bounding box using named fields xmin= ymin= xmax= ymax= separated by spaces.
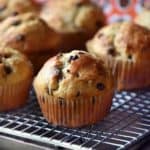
xmin=134 ymin=10 xmax=150 ymax=30
xmin=0 ymin=12 xmax=61 ymax=72
xmin=34 ymin=50 xmax=114 ymax=127
xmin=0 ymin=0 xmax=39 ymax=21
xmin=0 ymin=47 xmax=33 ymax=111
xmin=87 ymin=22 xmax=150 ymax=91
xmin=40 ymin=0 xmax=106 ymax=51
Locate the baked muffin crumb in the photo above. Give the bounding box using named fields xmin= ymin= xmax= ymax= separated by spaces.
xmin=87 ymin=22 xmax=150 ymax=90
xmin=0 ymin=0 xmax=39 ymax=21
xmin=34 ymin=50 xmax=114 ymax=127
xmin=0 ymin=46 xmax=33 ymax=111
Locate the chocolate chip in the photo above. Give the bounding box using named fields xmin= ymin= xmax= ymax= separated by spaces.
xmin=128 ymin=54 xmax=132 ymax=60
xmin=97 ymin=33 xmax=103 ymax=38
xmin=57 ymin=53 xmax=63 ymax=57
xmin=11 ymin=11 xmax=19 ymax=16
xmin=68 ymin=55 xmax=79 ymax=63
xmin=76 ymin=2 xmax=83 ymax=7
xmin=76 ymin=91 xmax=80 ymax=97
xmin=0 ymin=53 xmax=11 ymax=59
xmin=58 ymin=97 xmax=65 ymax=106
xmin=4 ymin=65 xmax=12 ymax=74
xmin=3 ymin=53 xmax=11 ymax=58
xmin=12 ymin=20 xmax=21 ymax=26
xmin=76 ymin=73 xmax=80 ymax=77
xmin=15 ymin=34 xmax=25 ymax=41
xmin=58 ymin=69 xmax=63 ymax=81
xmin=96 ymin=83 xmax=105 ymax=91
xmin=0 ymin=5 xmax=6 ymax=12
xmin=108 ymin=47 xmax=116 ymax=57
xmin=67 ymin=69 xmax=70 ymax=73
xmin=92 ymin=96 xmax=96 ymax=105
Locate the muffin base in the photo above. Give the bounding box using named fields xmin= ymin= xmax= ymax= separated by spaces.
xmin=35 ymin=90 xmax=113 ymax=128
xmin=0 ymin=78 xmax=32 ymax=112
xmin=104 ymin=56 xmax=150 ymax=91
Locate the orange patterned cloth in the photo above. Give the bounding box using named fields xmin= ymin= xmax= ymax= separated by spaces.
xmin=95 ymin=0 xmax=148 ymax=23
xmin=34 ymin=0 xmax=149 ymax=23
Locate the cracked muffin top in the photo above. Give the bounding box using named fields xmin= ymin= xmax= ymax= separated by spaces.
xmin=87 ymin=22 xmax=150 ymax=62
xmin=0 ymin=0 xmax=39 ymax=21
xmin=0 ymin=12 xmax=60 ymax=54
xmin=34 ymin=50 xmax=114 ymax=99
xmin=41 ymin=0 xmax=105 ymax=34
xmin=134 ymin=10 xmax=150 ymax=30
xmin=0 ymin=46 xmax=33 ymax=85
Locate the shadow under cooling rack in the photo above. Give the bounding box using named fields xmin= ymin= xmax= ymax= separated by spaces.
xmin=0 ymin=89 xmax=150 ymax=150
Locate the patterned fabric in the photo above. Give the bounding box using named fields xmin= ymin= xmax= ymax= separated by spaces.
xmin=94 ymin=0 xmax=149 ymax=23
xmin=34 ymin=0 xmax=149 ymax=23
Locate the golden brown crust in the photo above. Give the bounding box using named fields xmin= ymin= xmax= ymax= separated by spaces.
xmin=34 ymin=50 xmax=114 ymax=99
xmin=0 ymin=0 xmax=39 ymax=21
xmin=41 ymin=0 xmax=105 ymax=34
xmin=134 ymin=10 xmax=150 ymax=30
xmin=0 ymin=46 xmax=33 ymax=85
xmin=87 ymin=22 xmax=122 ymax=58
xmin=0 ymin=46 xmax=33 ymax=111
xmin=115 ymin=22 xmax=150 ymax=59
xmin=40 ymin=0 xmax=105 ymax=51
xmin=42 ymin=0 xmax=105 ymax=33
xmin=0 ymin=13 xmax=61 ymax=54
xmin=87 ymin=22 xmax=150 ymax=90
xmin=34 ymin=50 xmax=114 ymax=127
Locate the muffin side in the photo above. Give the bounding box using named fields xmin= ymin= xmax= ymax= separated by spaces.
xmin=0 ymin=47 xmax=33 ymax=111
xmin=0 ymin=0 xmax=39 ymax=21
xmin=40 ymin=0 xmax=106 ymax=51
xmin=87 ymin=22 xmax=150 ymax=91
xmin=0 ymin=12 xmax=61 ymax=72
xmin=34 ymin=50 xmax=114 ymax=127
xmin=0 ymin=12 xmax=60 ymax=54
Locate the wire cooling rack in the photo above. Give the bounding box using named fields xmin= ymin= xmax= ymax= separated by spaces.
xmin=0 ymin=89 xmax=149 ymax=150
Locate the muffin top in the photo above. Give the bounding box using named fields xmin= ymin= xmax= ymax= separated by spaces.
xmin=134 ymin=10 xmax=150 ymax=30
xmin=41 ymin=0 xmax=105 ymax=34
xmin=34 ymin=50 xmax=114 ymax=99
xmin=0 ymin=46 xmax=33 ymax=85
xmin=87 ymin=22 xmax=150 ymax=62
xmin=0 ymin=13 xmax=60 ymax=54
xmin=0 ymin=0 xmax=39 ymax=21
xmin=87 ymin=22 xmax=121 ymax=57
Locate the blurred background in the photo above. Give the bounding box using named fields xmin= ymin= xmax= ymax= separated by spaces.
xmin=34 ymin=0 xmax=149 ymax=23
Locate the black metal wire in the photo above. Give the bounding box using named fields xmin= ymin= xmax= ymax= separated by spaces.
xmin=0 ymin=89 xmax=149 ymax=150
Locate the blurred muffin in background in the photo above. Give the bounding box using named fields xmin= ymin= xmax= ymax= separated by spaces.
xmin=87 ymin=22 xmax=122 ymax=58
xmin=0 ymin=0 xmax=40 ymax=21
xmin=34 ymin=50 xmax=114 ymax=127
xmin=0 ymin=13 xmax=61 ymax=73
xmin=87 ymin=22 xmax=150 ymax=91
xmin=134 ymin=10 xmax=150 ymax=30
xmin=40 ymin=0 xmax=106 ymax=51
xmin=0 ymin=47 xmax=33 ymax=112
